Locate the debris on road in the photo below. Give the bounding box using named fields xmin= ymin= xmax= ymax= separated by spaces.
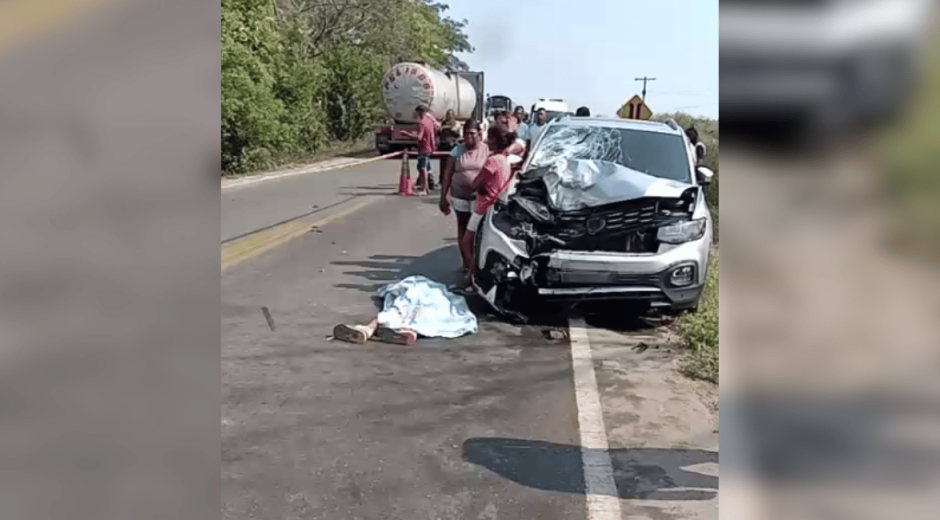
xmin=260 ymin=306 xmax=276 ymax=331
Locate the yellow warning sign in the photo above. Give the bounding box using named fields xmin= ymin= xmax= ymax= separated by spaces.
xmin=617 ymin=95 xmax=652 ymax=120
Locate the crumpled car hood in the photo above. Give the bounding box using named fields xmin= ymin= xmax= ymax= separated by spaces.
xmin=538 ymin=158 xmax=692 ymax=211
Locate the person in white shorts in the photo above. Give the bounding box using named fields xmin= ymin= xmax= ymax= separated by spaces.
xmin=439 ymin=119 xmax=489 ymax=273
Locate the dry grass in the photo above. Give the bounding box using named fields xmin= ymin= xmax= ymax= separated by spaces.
xmin=679 ymin=250 xmax=719 ymax=385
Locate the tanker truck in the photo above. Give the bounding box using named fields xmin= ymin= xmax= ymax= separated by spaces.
xmin=374 ymin=62 xmax=484 ymax=155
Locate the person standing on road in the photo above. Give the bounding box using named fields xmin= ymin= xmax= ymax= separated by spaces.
xmin=403 ymin=105 xmax=439 ymax=196
xmin=440 ymin=109 xmax=462 ymax=151
xmin=513 ymin=106 xmax=529 ymax=145
xmin=458 ymin=124 xmax=517 ymax=291
xmin=576 ymin=106 xmax=590 ymax=116
xmin=439 ymin=120 xmax=489 ymax=273
xmin=526 ymin=108 xmax=549 ymax=151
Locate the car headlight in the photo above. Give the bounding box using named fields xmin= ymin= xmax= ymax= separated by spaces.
xmin=657 ymin=218 xmax=706 ymax=244
xmin=514 ymin=197 xmax=552 ymax=223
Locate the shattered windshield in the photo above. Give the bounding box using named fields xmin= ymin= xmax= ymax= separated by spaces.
xmin=528 ymin=125 xmax=692 ymax=183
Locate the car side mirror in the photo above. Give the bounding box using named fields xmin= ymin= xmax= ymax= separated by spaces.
xmin=696 ymin=166 xmax=714 ymax=185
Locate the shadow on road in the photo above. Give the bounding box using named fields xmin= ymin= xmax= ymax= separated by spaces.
xmin=333 ymin=247 xmax=464 ymax=294
xmin=463 ymin=437 xmax=718 ymax=501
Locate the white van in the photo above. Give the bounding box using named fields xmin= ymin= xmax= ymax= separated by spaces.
xmin=531 ymin=98 xmax=570 ymax=122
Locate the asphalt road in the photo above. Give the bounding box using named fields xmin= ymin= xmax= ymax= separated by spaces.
xmin=221 ymin=160 xmax=719 ymax=520
xmin=221 ymin=160 xmax=401 ymax=243
xmin=222 ymin=164 xmax=586 ymax=519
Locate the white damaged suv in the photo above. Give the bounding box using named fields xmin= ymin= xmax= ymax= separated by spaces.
xmin=472 ymin=115 xmax=715 ymax=319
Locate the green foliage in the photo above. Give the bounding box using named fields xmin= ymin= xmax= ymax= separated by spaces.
xmin=222 ymin=0 xmax=473 ymax=174
xmin=679 ymin=251 xmax=719 ymax=384
xmin=321 ymin=44 xmax=385 ymax=141
xmin=879 ymin=29 xmax=940 ymax=264
xmin=222 ymin=0 xmax=291 ymax=173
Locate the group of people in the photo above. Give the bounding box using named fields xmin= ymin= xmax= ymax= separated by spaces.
xmin=402 ymin=103 xmax=548 ymax=290
xmin=417 ymin=103 xmax=604 ymax=291
xmin=332 ymin=104 xmax=708 ymax=346
xmin=331 ymin=106 xmax=521 ymax=346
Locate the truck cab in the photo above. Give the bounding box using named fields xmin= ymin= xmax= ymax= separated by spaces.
xmin=486 ymin=95 xmax=514 ymax=119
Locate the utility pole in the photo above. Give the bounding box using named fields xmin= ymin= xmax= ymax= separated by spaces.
xmin=635 ymin=77 xmax=656 ymax=101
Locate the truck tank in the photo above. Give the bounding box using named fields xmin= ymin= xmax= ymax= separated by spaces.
xmin=381 ymin=63 xmax=477 ymax=123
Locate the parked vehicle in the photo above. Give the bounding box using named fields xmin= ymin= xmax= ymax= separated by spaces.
xmin=532 ymin=98 xmax=570 ymax=122
xmin=374 ymin=62 xmax=484 ymax=154
xmin=485 ymin=95 xmax=514 ymax=119
xmin=472 ymin=115 xmax=714 ymax=320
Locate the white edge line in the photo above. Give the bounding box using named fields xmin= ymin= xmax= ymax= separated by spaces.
xmin=221 ymin=150 xmax=404 ymax=191
xmin=568 ymin=318 xmax=623 ymax=520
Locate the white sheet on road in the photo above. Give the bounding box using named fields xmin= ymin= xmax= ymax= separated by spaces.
xmin=377 ymin=275 xmax=478 ymax=338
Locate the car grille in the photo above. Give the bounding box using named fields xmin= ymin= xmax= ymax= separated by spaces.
xmin=543 ymin=269 xmax=662 ymax=288
xmin=553 ymin=200 xmax=660 ymax=238
xmin=613 ymin=272 xmax=661 ymax=285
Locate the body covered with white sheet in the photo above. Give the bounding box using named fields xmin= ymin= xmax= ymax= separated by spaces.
xmin=377 ymin=275 xmax=478 ymax=338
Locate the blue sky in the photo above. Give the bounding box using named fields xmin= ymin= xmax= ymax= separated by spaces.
xmin=445 ymin=0 xmax=719 ymax=120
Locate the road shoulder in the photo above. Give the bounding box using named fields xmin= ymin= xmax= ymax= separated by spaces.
xmin=221 ymin=151 xmax=401 ymax=191
xmin=586 ymin=319 xmax=719 ymax=519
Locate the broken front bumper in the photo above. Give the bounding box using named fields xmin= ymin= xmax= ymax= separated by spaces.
xmin=536 ymin=251 xmax=706 ymax=308
xmin=475 ymin=210 xmax=711 ymax=310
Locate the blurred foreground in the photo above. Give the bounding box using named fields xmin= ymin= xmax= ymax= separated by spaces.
xmin=721 ymin=1 xmax=940 ymax=518
xmin=0 ymin=0 xmax=938 ymax=519
xmin=0 ymin=2 xmax=219 ymax=520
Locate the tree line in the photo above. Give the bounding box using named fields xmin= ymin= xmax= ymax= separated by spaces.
xmin=222 ymin=0 xmax=473 ymax=174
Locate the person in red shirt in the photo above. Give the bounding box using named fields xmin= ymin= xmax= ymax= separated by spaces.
xmin=404 ymin=105 xmax=440 ymax=196
xmin=458 ymin=123 xmax=517 ymax=291
xmin=490 ymin=111 xmax=526 ymax=160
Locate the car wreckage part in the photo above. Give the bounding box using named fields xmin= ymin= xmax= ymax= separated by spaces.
xmin=493 ymin=180 xmax=700 ymax=256
xmin=473 ymin=124 xmax=711 ymax=318
xmin=476 ymin=189 xmax=708 ymax=316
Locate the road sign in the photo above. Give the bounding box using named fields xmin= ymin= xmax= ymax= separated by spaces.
xmin=618 ymin=95 xmax=652 ymax=120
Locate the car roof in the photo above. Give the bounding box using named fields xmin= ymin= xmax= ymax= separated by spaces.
xmin=550 ymin=115 xmax=683 ymax=136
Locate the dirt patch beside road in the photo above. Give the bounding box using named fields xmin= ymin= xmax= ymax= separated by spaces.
xmin=584 ymin=318 xmax=719 ymax=519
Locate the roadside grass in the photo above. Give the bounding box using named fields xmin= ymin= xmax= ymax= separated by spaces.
xmin=650 ymin=112 xmax=720 ymax=384
xmin=879 ymin=26 xmax=940 ymax=265
xmin=222 ymin=137 xmax=375 ymax=179
xmin=679 ymin=250 xmax=719 ymax=385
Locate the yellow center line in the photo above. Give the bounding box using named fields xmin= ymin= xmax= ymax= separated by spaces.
xmin=0 ymin=0 xmax=128 ymax=60
xmin=221 ymin=196 xmax=381 ymax=274
xmin=221 ymin=221 xmax=314 ymax=273
xmin=221 ymin=221 xmax=312 ymax=264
